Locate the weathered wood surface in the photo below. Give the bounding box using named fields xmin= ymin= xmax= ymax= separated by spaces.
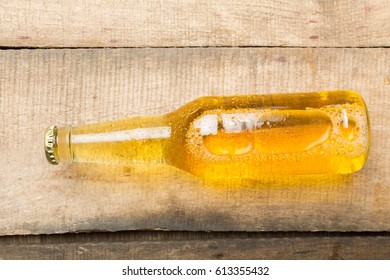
xmin=0 ymin=48 xmax=389 ymax=235
xmin=0 ymin=0 xmax=389 ymax=48
xmin=1 ymin=233 xmax=389 ymax=260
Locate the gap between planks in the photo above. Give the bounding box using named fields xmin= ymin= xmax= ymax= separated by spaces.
xmin=0 ymin=46 xmax=390 ymax=50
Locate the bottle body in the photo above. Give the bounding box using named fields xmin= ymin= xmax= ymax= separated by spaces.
xmin=46 ymin=90 xmax=370 ymax=179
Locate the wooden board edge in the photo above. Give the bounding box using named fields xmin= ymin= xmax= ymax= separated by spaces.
xmin=1 ymin=235 xmax=389 ymax=260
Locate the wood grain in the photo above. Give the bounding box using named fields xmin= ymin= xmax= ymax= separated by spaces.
xmin=1 ymin=234 xmax=389 ymax=260
xmin=0 ymin=0 xmax=389 ymax=48
xmin=0 ymin=48 xmax=389 ymax=235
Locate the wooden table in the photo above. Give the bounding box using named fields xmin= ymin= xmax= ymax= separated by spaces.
xmin=0 ymin=0 xmax=389 ymax=259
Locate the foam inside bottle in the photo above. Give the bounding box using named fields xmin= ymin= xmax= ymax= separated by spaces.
xmin=185 ymin=102 xmax=368 ymax=178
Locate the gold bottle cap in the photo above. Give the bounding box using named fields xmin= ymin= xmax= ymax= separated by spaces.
xmin=44 ymin=125 xmax=59 ymax=165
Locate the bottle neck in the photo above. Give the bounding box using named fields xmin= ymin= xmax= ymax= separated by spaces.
xmin=51 ymin=115 xmax=171 ymax=165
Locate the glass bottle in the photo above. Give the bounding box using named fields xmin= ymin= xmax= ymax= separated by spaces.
xmin=44 ymin=90 xmax=370 ymax=179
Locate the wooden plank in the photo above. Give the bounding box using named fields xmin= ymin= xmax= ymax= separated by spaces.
xmin=0 ymin=235 xmax=389 ymax=259
xmin=0 ymin=48 xmax=389 ymax=235
xmin=0 ymin=0 xmax=389 ymax=48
